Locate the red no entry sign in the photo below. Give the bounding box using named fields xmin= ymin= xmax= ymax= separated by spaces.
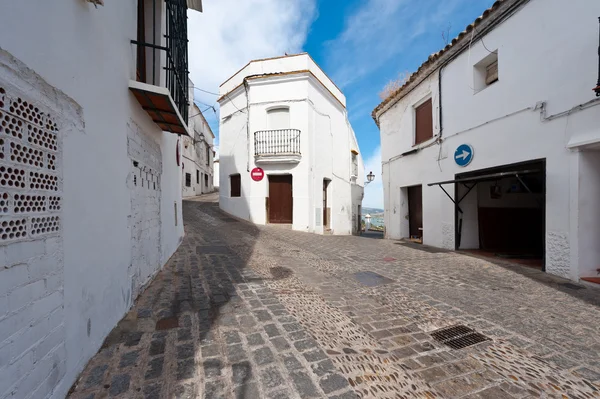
xmin=251 ymin=167 xmax=264 ymax=182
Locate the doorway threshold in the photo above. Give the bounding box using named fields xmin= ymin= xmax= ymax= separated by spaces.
xmin=460 ymin=249 xmax=543 ymax=270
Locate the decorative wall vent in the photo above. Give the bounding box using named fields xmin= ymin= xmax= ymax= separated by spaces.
xmin=0 ymin=84 xmax=62 ymax=245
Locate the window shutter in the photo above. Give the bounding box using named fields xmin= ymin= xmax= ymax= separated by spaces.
xmin=267 ymin=108 xmax=290 ymax=130
xmin=486 ymin=61 xmax=498 ymax=85
xmin=415 ymin=99 xmax=433 ymax=145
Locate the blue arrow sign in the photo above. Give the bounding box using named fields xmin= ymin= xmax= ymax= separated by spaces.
xmin=454 ymin=144 xmax=474 ymax=167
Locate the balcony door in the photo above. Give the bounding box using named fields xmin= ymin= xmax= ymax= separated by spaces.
xmin=268 ymin=175 xmax=293 ymax=224
xmin=267 ymin=107 xmax=290 ymax=130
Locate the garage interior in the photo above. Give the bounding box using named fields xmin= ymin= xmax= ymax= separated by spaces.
xmin=431 ymin=159 xmax=546 ymax=270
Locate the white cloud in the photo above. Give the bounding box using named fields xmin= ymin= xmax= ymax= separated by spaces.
xmin=362 ymin=146 xmax=383 ymax=209
xmin=187 ymin=0 xmax=317 ymax=120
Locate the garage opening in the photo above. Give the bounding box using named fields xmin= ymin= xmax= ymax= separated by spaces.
xmin=429 ymin=159 xmax=546 ymax=270
xmin=407 ymin=185 xmax=423 ymax=243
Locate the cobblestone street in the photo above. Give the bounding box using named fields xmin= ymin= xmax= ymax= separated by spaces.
xmin=68 ymin=196 xmax=600 ymax=399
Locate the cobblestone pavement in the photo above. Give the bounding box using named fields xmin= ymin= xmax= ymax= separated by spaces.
xmin=68 ymin=197 xmax=600 ymax=398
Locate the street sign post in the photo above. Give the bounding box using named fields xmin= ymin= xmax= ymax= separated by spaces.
xmin=251 ymin=167 xmax=264 ymax=181
xmin=454 ymin=144 xmax=474 ymax=167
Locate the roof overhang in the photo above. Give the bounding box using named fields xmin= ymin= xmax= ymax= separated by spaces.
xmin=187 ymin=0 xmax=203 ymax=12
xmin=129 ymin=80 xmax=190 ymax=137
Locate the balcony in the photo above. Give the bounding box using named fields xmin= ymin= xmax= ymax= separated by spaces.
xmin=129 ymin=0 xmax=192 ymax=136
xmin=254 ymin=129 xmax=301 ymax=164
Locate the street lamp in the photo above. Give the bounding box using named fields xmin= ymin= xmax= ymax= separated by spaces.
xmin=365 ymin=171 xmax=375 ymax=185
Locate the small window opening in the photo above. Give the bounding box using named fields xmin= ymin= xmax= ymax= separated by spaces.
xmin=230 ymin=174 xmax=241 ymax=197
xmin=474 ymin=51 xmax=499 ymax=92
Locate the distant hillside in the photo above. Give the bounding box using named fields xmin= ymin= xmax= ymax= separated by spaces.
xmin=363 ymin=207 xmax=384 ymax=215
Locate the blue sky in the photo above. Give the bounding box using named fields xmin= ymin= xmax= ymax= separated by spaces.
xmin=188 ymin=0 xmax=495 ymax=208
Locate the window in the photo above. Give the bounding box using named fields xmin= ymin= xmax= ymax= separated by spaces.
xmin=351 ymin=152 xmax=358 ymax=176
xmin=474 ymin=51 xmax=498 ymax=92
xmin=230 ymin=174 xmax=241 ymax=197
xmin=414 ymin=98 xmax=433 ymax=145
xmin=196 ymin=170 xmax=200 ymax=184
xmin=206 ymin=146 xmax=210 ymax=166
xmin=205 ymin=174 xmax=209 ymax=187
xmin=185 ymin=173 xmax=191 ymax=187
xmin=267 ymin=107 xmax=290 ymax=130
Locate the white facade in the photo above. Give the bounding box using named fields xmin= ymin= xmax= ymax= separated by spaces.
xmin=182 ymin=86 xmax=215 ymax=198
xmin=218 ymin=54 xmax=364 ymax=235
xmin=0 ymin=1 xmax=200 ymax=397
xmin=213 ymin=159 xmax=220 ymax=189
xmin=375 ymin=0 xmax=600 ymax=281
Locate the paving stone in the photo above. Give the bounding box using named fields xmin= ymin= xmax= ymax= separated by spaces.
xmin=573 ymin=367 xmax=600 ymax=381
xmin=119 ymin=350 xmax=140 ymax=369
xmin=311 ymin=359 xmax=336 ymax=377
xmin=283 ymin=354 xmax=304 ymax=371
xmin=143 ymin=383 xmax=162 ymax=399
xmin=177 ymin=328 xmax=192 ymax=341
xmin=149 ymin=338 xmax=166 ymax=356
xmin=260 ymin=366 xmax=284 ymax=389
xmin=303 ymin=349 xmax=328 ymax=363
xmin=255 ymin=309 xmax=272 ymax=321
xmin=289 ymin=330 xmax=310 ymax=341
xmin=109 ymin=374 xmax=130 ymax=396
xmin=328 ymin=391 xmax=359 ymax=399
xmin=176 ymin=358 xmax=196 ymax=380
xmin=282 ymin=322 xmax=303 ymax=332
xmin=144 ymin=357 xmax=164 ymax=380
xmin=201 ymin=344 xmax=220 ymax=358
xmin=124 ymin=332 xmax=143 ymax=346
xmin=271 ymin=336 xmax=291 ymax=352
xmin=232 ymin=361 xmax=253 ymax=386
xmin=224 ymin=330 xmax=242 ymax=345
xmin=319 ymin=373 xmax=350 ymax=394
xmin=173 ymin=382 xmax=197 ymax=399
xmin=85 ymin=365 xmax=108 ymax=388
xmin=264 ymin=324 xmax=281 ymax=337
xmin=176 ymin=343 xmax=195 ymax=359
xmin=203 ymin=359 xmax=223 ymax=379
xmin=246 ymin=332 xmax=265 ymax=346
xmin=289 ymin=370 xmax=320 ymax=398
xmin=204 ymin=380 xmax=226 ymax=399
xmin=253 ymin=346 xmax=275 ymax=365
xmin=227 ymin=344 xmax=248 ymax=363
xmin=294 ymin=338 xmax=318 ymax=352
xmin=234 ymin=383 xmax=260 ymax=399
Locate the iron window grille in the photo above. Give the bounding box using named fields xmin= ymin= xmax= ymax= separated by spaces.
xmin=132 ymin=0 xmax=190 ymax=121
xmin=595 ymin=17 xmax=600 ymax=97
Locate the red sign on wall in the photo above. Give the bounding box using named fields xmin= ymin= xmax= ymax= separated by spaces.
xmin=251 ymin=167 xmax=264 ymax=182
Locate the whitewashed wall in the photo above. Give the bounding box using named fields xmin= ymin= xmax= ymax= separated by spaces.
xmin=0 ymin=1 xmax=185 ymax=397
xmin=378 ymin=0 xmax=600 ymax=280
xmin=182 ymin=103 xmax=214 ymax=198
xmin=219 ymin=55 xmax=363 ymax=235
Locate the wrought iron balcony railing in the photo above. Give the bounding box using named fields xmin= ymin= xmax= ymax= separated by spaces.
xmin=130 ymin=0 xmax=190 ymax=135
xmin=254 ymin=129 xmax=301 ymax=157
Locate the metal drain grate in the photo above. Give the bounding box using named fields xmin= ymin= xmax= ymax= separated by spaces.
xmin=431 ymin=325 xmax=490 ymax=350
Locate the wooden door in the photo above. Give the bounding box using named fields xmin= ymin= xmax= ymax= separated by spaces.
xmin=408 ymin=185 xmax=423 ymax=239
xmin=269 ymin=175 xmax=293 ymax=223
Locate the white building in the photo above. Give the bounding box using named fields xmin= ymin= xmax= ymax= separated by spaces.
xmin=213 ymin=158 xmax=220 ymax=189
xmin=182 ymin=84 xmax=215 ymax=198
xmin=218 ymin=54 xmax=364 ymax=235
xmin=0 ymin=0 xmax=201 ymax=397
xmin=373 ymin=0 xmax=600 ymax=282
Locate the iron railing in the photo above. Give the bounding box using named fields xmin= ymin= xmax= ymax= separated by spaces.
xmin=254 ymin=129 xmax=301 ymax=156
xmin=132 ymin=0 xmax=189 ymax=121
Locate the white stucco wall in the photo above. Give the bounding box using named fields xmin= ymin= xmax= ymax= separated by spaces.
xmin=182 ymin=101 xmax=214 ymax=198
xmin=218 ymin=56 xmax=363 ymax=235
xmin=0 ymin=1 xmax=187 ymax=397
xmin=377 ymin=0 xmax=600 ymax=281
xmin=213 ymin=160 xmax=220 ymax=189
